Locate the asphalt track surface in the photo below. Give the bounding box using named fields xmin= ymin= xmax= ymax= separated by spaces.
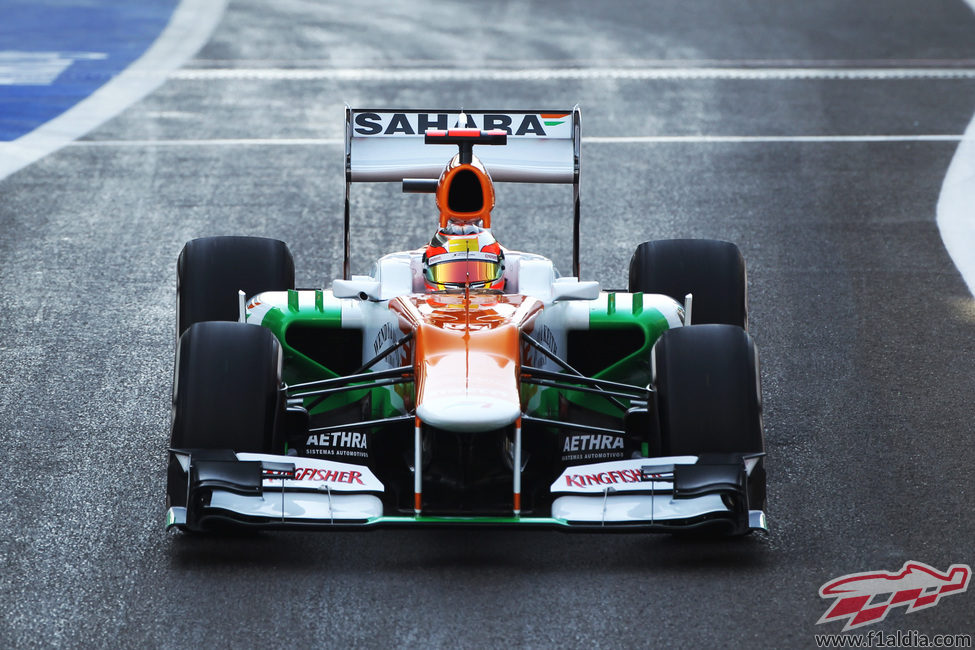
xmin=2 ymin=1 xmax=975 ymax=647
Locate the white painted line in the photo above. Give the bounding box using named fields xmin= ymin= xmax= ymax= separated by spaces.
xmin=168 ymin=67 xmax=975 ymax=82
xmin=69 ymin=138 xmax=344 ymax=147
xmin=188 ymin=58 xmax=975 ymax=68
xmin=0 ymin=51 xmax=107 ymax=85
xmin=937 ymin=0 xmax=975 ymax=297
xmin=585 ymin=135 xmax=970 ymax=143
xmin=937 ymin=118 xmax=975 ymax=296
xmin=67 ymin=135 xmax=970 ymax=147
xmin=0 ymin=0 xmax=228 ymax=182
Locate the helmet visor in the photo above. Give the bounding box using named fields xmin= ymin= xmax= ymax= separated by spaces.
xmin=425 ymin=253 xmax=502 ymax=287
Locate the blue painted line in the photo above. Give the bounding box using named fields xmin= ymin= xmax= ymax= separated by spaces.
xmin=0 ymin=1 xmax=179 ymax=141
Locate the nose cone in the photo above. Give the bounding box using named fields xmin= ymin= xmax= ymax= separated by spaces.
xmin=393 ymin=293 xmax=545 ymax=434
xmin=412 ymin=304 xmax=522 ymax=433
xmin=417 ymin=394 xmax=521 ymax=432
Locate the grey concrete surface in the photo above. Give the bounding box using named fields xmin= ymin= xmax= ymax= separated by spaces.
xmin=1 ymin=1 xmax=974 ymax=647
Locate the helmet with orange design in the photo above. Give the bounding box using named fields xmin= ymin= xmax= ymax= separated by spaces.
xmin=422 ymin=223 xmax=505 ymax=291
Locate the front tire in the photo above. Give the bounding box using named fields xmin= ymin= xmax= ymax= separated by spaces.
xmin=651 ymin=324 xmax=766 ymax=512
xmin=167 ymin=321 xmax=285 ymax=507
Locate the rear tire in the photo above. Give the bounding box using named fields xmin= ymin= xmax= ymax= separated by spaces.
xmin=629 ymin=239 xmax=747 ymax=328
xmin=177 ymin=236 xmax=294 ymax=336
xmin=167 ymin=321 xmax=285 ymax=507
xmin=652 ymin=324 xmax=766 ymax=511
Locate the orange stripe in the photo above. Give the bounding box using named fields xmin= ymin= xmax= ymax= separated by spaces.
xmin=414 ymin=493 xmax=422 ymax=511
xmin=513 ymin=493 xmax=521 ymax=511
xmin=540 ymin=113 xmax=569 ymax=118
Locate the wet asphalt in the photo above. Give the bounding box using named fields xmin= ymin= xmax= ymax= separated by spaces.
xmin=1 ymin=1 xmax=974 ymax=647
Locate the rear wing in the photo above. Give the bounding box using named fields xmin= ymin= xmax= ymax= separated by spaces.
xmin=343 ymin=106 xmax=582 ymax=279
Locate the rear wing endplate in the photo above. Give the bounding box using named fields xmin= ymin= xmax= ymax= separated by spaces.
xmin=343 ymin=106 xmax=582 ymax=279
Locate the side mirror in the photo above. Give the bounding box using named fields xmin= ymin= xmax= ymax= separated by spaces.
xmin=551 ymin=278 xmax=600 ymax=301
xmin=332 ymin=276 xmax=382 ymax=300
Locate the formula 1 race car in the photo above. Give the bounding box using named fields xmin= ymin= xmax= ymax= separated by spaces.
xmin=165 ymin=107 xmax=768 ymax=535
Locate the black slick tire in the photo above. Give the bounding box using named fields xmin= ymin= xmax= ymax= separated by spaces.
xmin=652 ymin=324 xmax=766 ymax=512
xmin=629 ymin=239 xmax=747 ymax=328
xmin=167 ymin=321 xmax=284 ymax=507
xmin=177 ymin=236 xmax=294 ymax=336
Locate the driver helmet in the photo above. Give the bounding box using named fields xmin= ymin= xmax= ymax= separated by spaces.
xmin=422 ymin=222 xmax=505 ymax=291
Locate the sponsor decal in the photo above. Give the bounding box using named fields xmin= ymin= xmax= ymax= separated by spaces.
xmin=446 ymin=237 xmax=480 ymax=253
xmin=353 ymin=112 xmax=554 ymax=137
xmin=561 ymin=433 xmax=625 ymax=462
xmin=523 ymin=323 xmax=559 ymax=370
xmin=817 ymin=561 xmax=971 ymax=631
xmin=533 ymin=324 xmax=558 ymax=357
xmin=238 ymin=452 xmax=383 ymax=492
xmin=292 ymin=467 xmax=365 ymax=485
xmin=562 ymin=451 xmax=624 ymax=462
xmin=563 ymin=434 xmax=623 ymax=452
xmin=563 ymin=468 xmax=643 ymax=488
xmin=373 ymin=321 xmax=396 ymax=355
xmin=305 ymin=431 xmax=369 ymax=459
xmin=541 ymin=112 xmax=569 ymax=127
xmin=433 ymin=250 xmax=497 ymax=262
xmin=245 ymin=297 xmax=274 ymax=325
xmin=550 ymin=457 xmax=689 ymax=494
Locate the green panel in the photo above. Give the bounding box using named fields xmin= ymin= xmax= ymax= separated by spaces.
xmin=587 ymin=292 xmax=670 ymax=383
xmin=566 ymin=292 xmax=672 ymax=417
xmin=257 ymin=291 xmax=374 ymax=415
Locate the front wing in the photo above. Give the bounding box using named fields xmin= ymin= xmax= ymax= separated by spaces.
xmin=167 ymin=451 xmax=767 ymax=535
